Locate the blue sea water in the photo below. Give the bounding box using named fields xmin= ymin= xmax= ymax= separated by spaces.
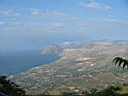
xmin=0 ymin=49 xmax=61 ymax=76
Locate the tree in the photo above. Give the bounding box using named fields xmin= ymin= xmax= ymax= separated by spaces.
xmin=108 ymin=85 xmax=122 ymax=92
xmin=96 ymin=88 xmax=116 ymax=96
xmin=89 ymin=88 xmax=98 ymax=95
xmin=112 ymin=57 xmax=128 ymax=70
xmin=0 ymin=76 xmax=26 ymax=96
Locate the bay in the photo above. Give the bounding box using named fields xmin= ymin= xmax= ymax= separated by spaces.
xmin=0 ymin=49 xmax=61 ymax=76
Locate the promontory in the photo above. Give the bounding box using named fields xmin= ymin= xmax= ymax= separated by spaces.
xmin=41 ymin=44 xmax=63 ymax=54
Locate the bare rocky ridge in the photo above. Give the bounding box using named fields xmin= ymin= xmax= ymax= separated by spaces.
xmin=41 ymin=44 xmax=63 ymax=54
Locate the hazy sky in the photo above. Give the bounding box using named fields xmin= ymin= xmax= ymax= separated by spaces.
xmin=0 ymin=0 xmax=128 ymax=51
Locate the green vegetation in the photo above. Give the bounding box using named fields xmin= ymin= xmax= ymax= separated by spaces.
xmin=123 ymin=83 xmax=128 ymax=87
xmin=0 ymin=76 xmax=26 ymax=96
xmin=108 ymin=85 xmax=123 ymax=92
xmin=60 ymin=85 xmax=127 ymax=96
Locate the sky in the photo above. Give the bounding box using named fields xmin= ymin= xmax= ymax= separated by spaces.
xmin=0 ymin=0 xmax=128 ymax=51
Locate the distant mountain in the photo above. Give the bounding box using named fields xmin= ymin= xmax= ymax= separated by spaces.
xmin=42 ymin=40 xmax=127 ymax=54
xmin=61 ymin=39 xmax=128 ymax=49
xmin=41 ymin=44 xmax=63 ymax=54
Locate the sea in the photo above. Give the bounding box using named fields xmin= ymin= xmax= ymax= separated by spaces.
xmin=0 ymin=49 xmax=61 ymax=76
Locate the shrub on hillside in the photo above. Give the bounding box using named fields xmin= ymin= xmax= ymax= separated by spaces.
xmin=0 ymin=76 xmax=25 ymax=96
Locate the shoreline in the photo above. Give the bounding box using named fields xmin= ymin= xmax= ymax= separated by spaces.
xmin=0 ymin=51 xmax=61 ymax=77
xmin=7 ymin=40 xmax=128 ymax=95
xmin=8 ymin=53 xmax=63 ymax=78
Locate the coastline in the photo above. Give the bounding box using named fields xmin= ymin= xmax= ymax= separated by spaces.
xmin=1 ymin=50 xmax=61 ymax=77
xmin=8 ymin=55 xmax=63 ymax=80
xmin=7 ymin=40 xmax=128 ymax=95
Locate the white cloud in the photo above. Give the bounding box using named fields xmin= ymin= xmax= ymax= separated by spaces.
xmin=32 ymin=12 xmax=38 ymax=15
xmin=12 ymin=22 xmax=23 ymax=26
xmin=0 ymin=10 xmax=21 ymax=16
xmin=89 ymin=17 xmax=98 ymax=21
xmin=70 ymin=17 xmax=79 ymax=21
xmin=0 ymin=21 xmax=5 ymax=25
xmin=77 ymin=23 xmax=85 ymax=26
xmin=109 ymin=15 xmax=113 ymax=17
xmin=0 ymin=10 xmax=8 ymax=15
xmin=61 ymin=41 xmax=83 ymax=46
xmin=92 ymin=24 xmax=107 ymax=27
xmin=29 ymin=8 xmax=42 ymax=12
xmin=30 ymin=9 xmax=79 ymax=21
xmin=13 ymin=13 xmax=21 ymax=16
xmin=29 ymin=8 xmax=37 ymax=12
xmin=29 ymin=8 xmax=43 ymax=15
xmin=3 ymin=11 xmax=9 ymax=15
xmin=51 ymin=10 xmax=69 ymax=16
xmin=10 ymin=18 xmax=16 ymax=21
xmin=61 ymin=41 xmax=73 ymax=45
xmin=62 ymin=17 xmax=79 ymax=21
xmin=43 ymin=10 xmax=69 ymax=17
xmin=53 ymin=23 xmax=63 ymax=27
xmin=79 ymin=2 xmax=112 ymax=11
xmin=102 ymin=19 xmax=127 ymax=24
xmin=79 ymin=2 xmax=102 ymax=9
xmin=104 ymin=5 xmax=112 ymax=10
xmin=29 ymin=8 xmax=69 ymax=18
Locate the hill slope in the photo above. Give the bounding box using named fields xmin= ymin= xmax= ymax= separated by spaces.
xmin=41 ymin=44 xmax=63 ymax=54
xmin=9 ymin=39 xmax=128 ymax=95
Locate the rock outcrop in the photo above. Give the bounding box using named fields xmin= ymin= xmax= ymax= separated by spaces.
xmin=41 ymin=44 xmax=63 ymax=54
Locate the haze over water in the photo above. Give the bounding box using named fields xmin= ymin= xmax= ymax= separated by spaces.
xmin=0 ymin=49 xmax=61 ymax=76
xmin=0 ymin=0 xmax=127 ymax=51
xmin=0 ymin=0 xmax=127 ymax=77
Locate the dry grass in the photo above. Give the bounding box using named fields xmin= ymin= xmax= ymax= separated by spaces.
xmin=117 ymin=86 xmax=128 ymax=94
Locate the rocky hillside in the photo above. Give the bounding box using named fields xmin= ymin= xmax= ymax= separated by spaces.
xmin=41 ymin=44 xmax=63 ymax=54
xmin=61 ymin=39 xmax=127 ymax=49
xmin=9 ymin=39 xmax=128 ymax=95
